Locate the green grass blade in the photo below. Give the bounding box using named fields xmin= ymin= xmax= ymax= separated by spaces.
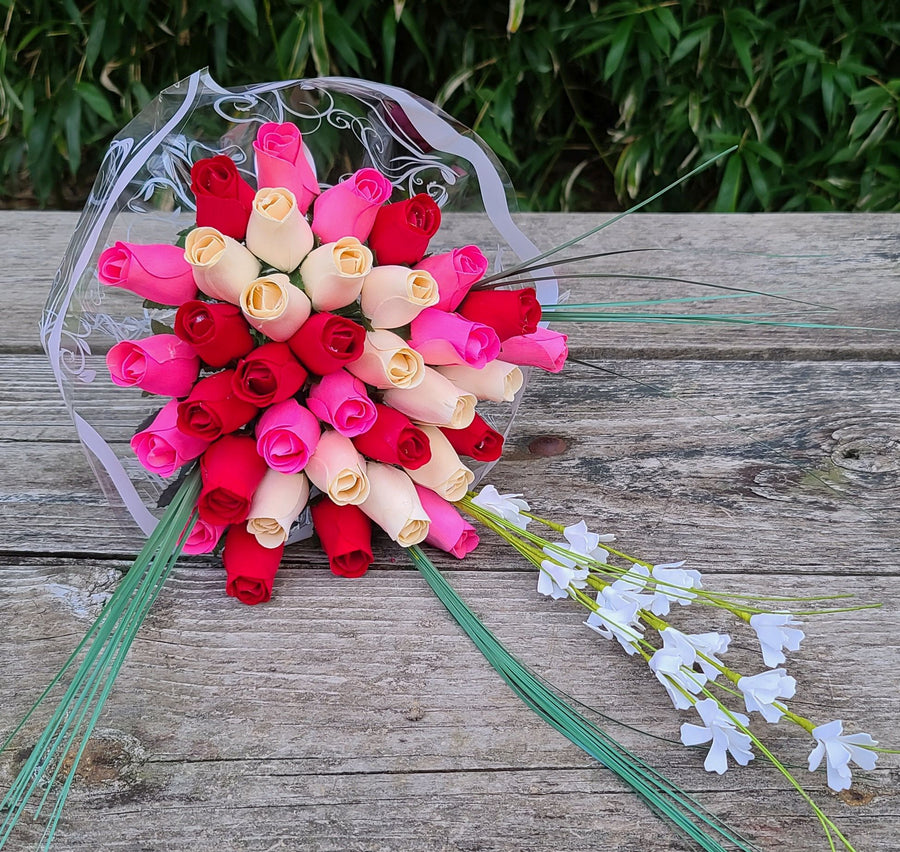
xmin=478 ymin=146 xmax=738 ymax=286
xmin=409 ymin=546 xmax=761 ymax=852
xmin=0 ymin=470 xmax=200 ymax=851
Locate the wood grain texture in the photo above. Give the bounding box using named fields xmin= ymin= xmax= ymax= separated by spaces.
xmin=1 ymin=212 xmax=899 ymax=851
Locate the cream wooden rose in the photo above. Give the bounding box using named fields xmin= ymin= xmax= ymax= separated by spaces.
xmin=436 ymin=360 xmax=524 ymax=403
xmin=304 ymin=430 xmax=370 ymax=505
xmin=359 ymin=265 xmax=439 ymax=329
xmin=402 ymin=426 xmax=474 ymax=502
xmin=246 ymin=470 xmax=310 ymax=548
xmin=382 ymin=367 xmax=477 ymax=428
xmin=245 ymin=187 xmax=314 ymax=273
xmin=360 ymin=462 xmax=430 ymax=546
xmin=346 ymin=329 xmax=426 ymax=390
xmin=298 ymin=236 xmax=373 ymax=311
xmin=240 ymin=273 xmax=312 ymax=341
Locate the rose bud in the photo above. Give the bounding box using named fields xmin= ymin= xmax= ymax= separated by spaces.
xmin=287 ymin=312 xmax=366 ymax=376
xmin=190 ymin=155 xmax=255 ymax=240
xmin=245 ymin=187 xmax=314 ymax=273
xmin=255 ymin=398 xmax=321 ymax=474
xmin=240 ymin=274 xmax=312 ymax=342
xmin=304 ymin=430 xmax=370 ymax=506
xmin=247 ymin=469 xmax=310 ymax=549
xmin=414 ymin=484 xmax=480 ymax=559
xmin=408 ymin=308 xmax=500 ymax=368
xmin=131 ymin=399 xmax=210 ymax=478
xmin=311 ymin=167 xmax=393 ymax=244
xmin=98 ymin=242 xmax=197 ymax=306
xmin=457 ymin=287 xmax=541 ymax=341
xmin=436 ymin=360 xmax=524 ymax=403
xmin=232 ymin=342 xmax=308 ymax=407
xmin=310 ymin=500 xmax=374 ymax=578
xmin=499 ymin=327 xmax=568 ymax=373
xmin=402 ymin=425 xmax=474 ymax=502
xmin=199 ymin=434 xmax=268 ymax=526
xmin=346 ymin=329 xmax=425 ymax=390
xmin=298 ymin=237 xmax=373 ymax=311
xmin=416 ymin=245 xmax=489 ymax=311
xmin=223 ymin=524 xmax=284 ymax=606
xmin=360 ymin=463 xmax=430 ymax=547
xmin=351 ymin=403 xmax=431 ymax=469
xmin=359 ymin=266 xmax=439 ymax=329
xmin=106 ymin=334 xmax=200 ymax=398
xmin=367 ymin=194 xmax=441 ymax=266
xmin=382 ymin=366 xmax=476 ymax=429
xmin=253 ymin=121 xmax=319 ymax=214
xmin=439 ymin=411 xmax=504 ymax=462
xmin=184 ymin=226 xmax=261 ymax=304
xmin=174 ymin=300 xmax=256 ymax=368
xmin=181 ymin=516 xmax=228 ymax=555
xmin=306 ymin=371 xmax=377 ymax=437
xmin=176 ymin=369 xmax=258 ymax=441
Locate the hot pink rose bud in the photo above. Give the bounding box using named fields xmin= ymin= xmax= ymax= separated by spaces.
xmin=414 ymin=484 xmax=480 ymax=559
xmin=306 ymin=370 xmax=377 ymax=437
xmin=408 ymin=308 xmax=500 ymax=368
xmin=181 ymin=517 xmax=228 ymax=555
xmin=416 ymin=245 xmax=489 ymax=311
xmin=255 ymin=398 xmax=321 ymax=474
xmin=253 ymin=122 xmax=319 ymax=213
xmin=131 ymin=399 xmax=210 ymax=478
xmin=106 ymin=334 xmax=200 ymax=398
xmin=311 ymin=167 xmax=393 ymax=244
xmin=499 ymin=327 xmax=569 ymax=373
xmin=98 ymin=242 xmax=197 ymax=306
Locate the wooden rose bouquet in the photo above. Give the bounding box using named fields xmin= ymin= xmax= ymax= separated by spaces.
xmin=1 ymin=73 xmax=891 ymax=852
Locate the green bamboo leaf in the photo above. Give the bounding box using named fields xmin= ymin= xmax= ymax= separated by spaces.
xmin=850 ymin=105 xmax=884 ymax=140
xmin=230 ymin=0 xmax=258 ymax=33
xmin=603 ymin=17 xmax=635 ymax=82
xmin=507 ymin=0 xmax=525 ymax=35
xmin=670 ymin=29 xmax=706 ymax=64
xmin=308 ymin=2 xmax=331 ymax=76
xmin=714 ymin=153 xmax=743 ymax=212
xmin=728 ymin=25 xmax=754 ymax=82
xmin=75 ymin=82 xmax=115 ymax=124
xmin=62 ymin=96 xmax=82 ymax=176
xmin=84 ymin=4 xmax=107 ymax=68
xmin=381 ymin=6 xmax=397 ymax=80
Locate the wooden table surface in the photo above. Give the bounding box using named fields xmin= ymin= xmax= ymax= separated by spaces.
xmin=1 ymin=211 xmax=898 ymax=851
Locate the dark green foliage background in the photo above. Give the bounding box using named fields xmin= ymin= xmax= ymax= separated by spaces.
xmin=1 ymin=0 xmax=898 ymax=211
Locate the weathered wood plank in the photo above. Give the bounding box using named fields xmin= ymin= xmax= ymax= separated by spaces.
xmin=3 ymin=211 xmax=899 ymax=357
xmin=1 ymin=210 xmax=898 ymax=852
xmin=1 ymin=563 xmax=897 ymax=851
xmin=1 ymin=356 xmax=897 ymax=568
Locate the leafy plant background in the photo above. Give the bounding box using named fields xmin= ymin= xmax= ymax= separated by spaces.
xmin=1 ymin=0 xmax=898 ymax=211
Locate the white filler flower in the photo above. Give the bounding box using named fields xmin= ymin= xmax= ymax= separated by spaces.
xmin=738 ymin=668 xmax=796 ymax=723
xmin=681 ymin=698 xmax=754 ymax=774
xmin=808 ymin=720 xmax=878 ymax=791
xmin=471 ymin=485 xmax=530 ymax=529
xmin=749 ymin=612 xmax=805 ymax=667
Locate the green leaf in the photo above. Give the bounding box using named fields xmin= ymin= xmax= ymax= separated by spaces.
xmin=670 ymin=29 xmax=706 ymax=65
xmin=381 ymin=6 xmax=397 ymax=80
xmin=728 ymin=25 xmax=754 ymax=82
xmin=714 ymin=153 xmax=743 ymax=212
xmin=230 ymin=0 xmax=258 ymax=33
xmin=849 ymin=104 xmax=883 ymax=140
xmin=507 ymin=0 xmax=525 ymax=35
xmin=603 ymin=17 xmax=635 ymax=82
xmin=308 ymin=1 xmax=331 ymax=76
xmin=75 ymin=82 xmax=115 ymax=124
xmin=62 ymin=96 xmax=82 ymax=175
